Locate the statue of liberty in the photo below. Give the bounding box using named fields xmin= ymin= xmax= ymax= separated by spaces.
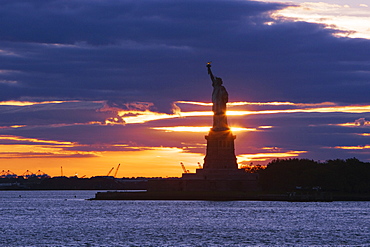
xmin=207 ymin=62 xmax=229 ymax=131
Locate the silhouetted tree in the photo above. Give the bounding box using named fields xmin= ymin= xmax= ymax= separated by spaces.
xmin=241 ymin=163 xmax=265 ymax=173
xmin=258 ymin=158 xmax=370 ymax=193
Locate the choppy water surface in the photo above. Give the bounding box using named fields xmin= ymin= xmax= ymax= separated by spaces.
xmin=0 ymin=191 xmax=369 ymax=246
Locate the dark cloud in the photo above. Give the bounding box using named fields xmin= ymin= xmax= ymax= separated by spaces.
xmin=1 ymin=0 xmax=369 ymax=110
xmin=0 ymin=0 xmax=283 ymax=45
xmin=0 ymin=0 xmax=326 ymax=112
xmin=0 ymin=101 xmax=109 ymax=126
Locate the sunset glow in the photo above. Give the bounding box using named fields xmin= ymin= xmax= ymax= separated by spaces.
xmin=114 ymin=110 xmax=182 ymax=124
xmin=0 ymin=125 xmax=26 ymax=129
xmin=0 ymin=100 xmax=80 ymax=106
xmin=237 ymin=151 xmax=307 ymax=163
xmin=334 ymin=145 xmax=370 ymax=150
xmin=111 ymin=102 xmax=370 ymax=125
xmin=0 ymin=135 xmax=74 ymax=145
xmin=0 ymin=144 xmax=100 ymax=158
xmin=152 ymin=126 xmax=259 ymax=132
xmin=359 ymin=133 xmax=370 ymax=137
xmin=1 ymin=99 xmax=369 ymax=177
xmin=333 ymin=118 xmax=370 ymax=127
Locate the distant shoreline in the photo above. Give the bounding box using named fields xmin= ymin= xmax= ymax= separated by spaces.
xmin=89 ymin=191 xmax=370 ymax=202
xmin=2 ymin=189 xmax=369 ymax=201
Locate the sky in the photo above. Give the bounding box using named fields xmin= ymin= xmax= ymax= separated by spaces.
xmin=1 ymin=0 xmax=370 ymax=178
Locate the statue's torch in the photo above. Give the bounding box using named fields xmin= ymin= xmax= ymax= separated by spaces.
xmin=207 ymin=62 xmax=212 ymax=75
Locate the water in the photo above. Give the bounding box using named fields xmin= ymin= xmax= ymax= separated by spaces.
xmin=0 ymin=191 xmax=369 ymax=247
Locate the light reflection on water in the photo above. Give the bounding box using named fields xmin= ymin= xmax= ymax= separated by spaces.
xmin=0 ymin=191 xmax=369 ymax=246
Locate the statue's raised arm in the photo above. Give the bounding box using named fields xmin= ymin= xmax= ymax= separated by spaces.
xmin=207 ymin=62 xmax=215 ymax=83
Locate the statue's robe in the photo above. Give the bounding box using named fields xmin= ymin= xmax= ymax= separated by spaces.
xmin=212 ymin=82 xmax=229 ymax=131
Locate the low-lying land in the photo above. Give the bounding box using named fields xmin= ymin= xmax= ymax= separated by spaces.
xmin=2 ymin=158 xmax=370 ymax=201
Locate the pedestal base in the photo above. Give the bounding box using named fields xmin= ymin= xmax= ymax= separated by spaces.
xmin=181 ymin=169 xmax=259 ymax=192
xmin=203 ymin=129 xmax=238 ymax=169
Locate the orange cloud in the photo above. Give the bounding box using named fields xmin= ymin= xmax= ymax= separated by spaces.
xmin=2 ymin=100 xmax=369 ymax=177
xmin=0 ymin=144 xmax=100 ymax=159
xmin=152 ymin=126 xmax=260 ymax=132
xmin=0 ymin=135 xmax=101 ymax=159
xmin=237 ymin=150 xmax=307 ymax=163
xmin=333 ymin=145 xmax=370 ymax=150
xmin=358 ymin=133 xmax=370 ymax=136
xmin=5 ymin=100 xmax=367 ymax=129
xmin=0 ymin=100 xmax=82 ymax=106
xmin=176 ymin=100 xmax=336 ymax=107
xmin=0 ymin=135 xmax=74 ymax=145
xmin=111 ymin=101 xmax=370 ymax=125
xmin=0 ymin=125 xmax=26 ymax=129
xmin=331 ymin=118 xmax=370 ymax=127
xmin=114 ymin=110 xmax=180 ymax=124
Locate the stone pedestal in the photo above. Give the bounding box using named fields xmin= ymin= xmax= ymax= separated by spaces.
xmin=181 ymin=169 xmax=259 ymax=192
xmin=180 ymin=127 xmax=259 ymax=192
xmin=203 ymin=129 xmax=238 ymax=169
